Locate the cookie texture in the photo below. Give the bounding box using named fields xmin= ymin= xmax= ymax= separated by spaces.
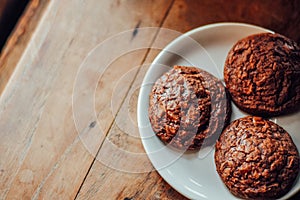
xmin=224 ymin=33 xmax=300 ymax=117
xmin=149 ymin=65 xmax=230 ymax=150
xmin=215 ymin=116 xmax=300 ymax=199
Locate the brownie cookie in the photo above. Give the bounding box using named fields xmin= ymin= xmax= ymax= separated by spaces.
xmin=215 ymin=116 xmax=300 ymax=199
xmin=224 ymin=33 xmax=300 ymax=117
xmin=149 ymin=66 xmax=230 ymax=150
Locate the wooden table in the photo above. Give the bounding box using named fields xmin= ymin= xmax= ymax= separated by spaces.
xmin=0 ymin=0 xmax=299 ymax=199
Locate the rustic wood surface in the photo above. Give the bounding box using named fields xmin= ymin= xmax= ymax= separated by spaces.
xmin=0 ymin=0 xmax=299 ymax=199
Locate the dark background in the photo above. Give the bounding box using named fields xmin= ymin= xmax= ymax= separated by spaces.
xmin=0 ymin=0 xmax=29 ymax=52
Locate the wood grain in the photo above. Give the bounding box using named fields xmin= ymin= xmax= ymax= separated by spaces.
xmin=0 ymin=0 xmax=299 ymax=199
xmin=162 ymin=0 xmax=300 ymax=43
xmin=0 ymin=0 xmax=175 ymax=199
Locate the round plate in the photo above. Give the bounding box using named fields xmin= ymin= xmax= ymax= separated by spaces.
xmin=137 ymin=22 xmax=300 ymax=199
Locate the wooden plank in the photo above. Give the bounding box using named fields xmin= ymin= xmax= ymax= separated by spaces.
xmin=76 ymin=0 xmax=300 ymax=199
xmin=0 ymin=0 xmax=50 ymax=95
xmin=161 ymin=0 xmax=300 ymax=43
xmin=0 ymin=0 xmax=174 ymax=199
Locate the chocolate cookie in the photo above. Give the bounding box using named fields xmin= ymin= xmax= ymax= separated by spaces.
xmin=215 ymin=116 xmax=300 ymax=199
xmin=224 ymin=33 xmax=300 ymax=117
xmin=149 ymin=66 xmax=230 ymax=150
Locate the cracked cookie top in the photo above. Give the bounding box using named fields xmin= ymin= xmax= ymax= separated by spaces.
xmin=149 ymin=66 xmax=230 ymax=150
xmin=224 ymin=33 xmax=300 ymax=117
xmin=215 ymin=116 xmax=299 ymax=199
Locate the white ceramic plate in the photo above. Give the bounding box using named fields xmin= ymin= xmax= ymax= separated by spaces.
xmin=137 ymin=22 xmax=300 ymax=199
